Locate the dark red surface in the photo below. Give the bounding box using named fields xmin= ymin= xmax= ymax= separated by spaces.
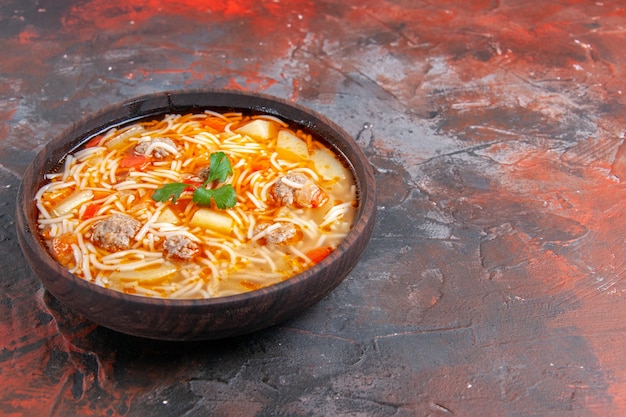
xmin=3 ymin=0 xmax=626 ymax=415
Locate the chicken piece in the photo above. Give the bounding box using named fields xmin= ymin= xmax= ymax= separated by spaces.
xmin=134 ymin=137 xmax=178 ymax=158
xmin=271 ymin=172 xmax=328 ymax=208
xmin=196 ymin=166 xmax=210 ymax=183
xmin=294 ymin=179 xmax=329 ymax=208
xmin=163 ymin=235 xmax=199 ymax=261
xmin=253 ymin=222 xmax=302 ymax=246
xmin=271 ymin=172 xmax=304 ymax=206
xmin=90 ymin=213 xmax=141 ymax=252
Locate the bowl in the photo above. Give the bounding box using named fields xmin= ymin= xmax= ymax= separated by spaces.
xmin=15 ymin=89 xmax=376 ymax=340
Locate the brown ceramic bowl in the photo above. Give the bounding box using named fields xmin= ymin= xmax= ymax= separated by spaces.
xmin=15 ymin=89 xmax=376 ymax=341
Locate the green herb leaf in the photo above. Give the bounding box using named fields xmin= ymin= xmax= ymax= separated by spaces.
xmin=151 ymin=182 xmax=189 ymax=203
xmin=207 ymin=151 xmax=233 ymax=184
xmin=152 ymin=152 xmax=237 ymax=209
xmin=192 ymin=184 xmax=237 ymax=209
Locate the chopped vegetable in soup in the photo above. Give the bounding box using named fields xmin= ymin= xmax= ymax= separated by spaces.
xmin=35 ymin=111 xmax=357 ymax=299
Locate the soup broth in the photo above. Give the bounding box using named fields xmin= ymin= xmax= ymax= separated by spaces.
xmin=35 ymin=111 xmax=357 ymax=299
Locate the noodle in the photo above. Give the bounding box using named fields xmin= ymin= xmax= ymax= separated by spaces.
xmin=35 ymin=111 xmax=357 ymax=299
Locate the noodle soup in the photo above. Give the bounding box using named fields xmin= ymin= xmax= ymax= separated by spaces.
xmin=35 ymin=111 xmax=357 ymax=299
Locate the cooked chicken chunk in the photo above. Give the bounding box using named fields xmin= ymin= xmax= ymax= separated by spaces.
xmin=134 ymin=137 xmax=178 ymax=158
xmin=253 ymin=221 xmax=302 ymax=245
xmin=90 ymin=213 xmax=141 ymax=252
xmin=196 ymin=166 xmax=211 ymax=183
xmin=271 ymin=172 xmax=328 ymax=208
xmin=163 ymin=235 xmax=199 ymax=261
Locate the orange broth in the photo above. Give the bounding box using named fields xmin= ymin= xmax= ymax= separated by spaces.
xmin=34 ymin=111 xmax=357 ymax=299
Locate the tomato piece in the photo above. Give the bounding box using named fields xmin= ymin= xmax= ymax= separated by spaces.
xmin=84 ymin=135 xmax=102 ymax=148
xmin=81 ymin=203 xmax=102 ymax=220
xmin=306 ymin=247 xmax=333 ymax=264
xmin=119 ymin=154 xmax=149 ymax=169
xmin=182 ymin=178 xmax=203 ymax=188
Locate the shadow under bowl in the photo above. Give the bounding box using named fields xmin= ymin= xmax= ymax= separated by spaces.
xmin=15 ymin=89 xmax=376 ymax=341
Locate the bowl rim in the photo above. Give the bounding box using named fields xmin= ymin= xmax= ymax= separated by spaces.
xmin=17 ymin=88 xmax=377 ymax=310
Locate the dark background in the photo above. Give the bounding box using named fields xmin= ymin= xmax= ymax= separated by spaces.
xmin=2 ymin=1 xmax=626 ymax=415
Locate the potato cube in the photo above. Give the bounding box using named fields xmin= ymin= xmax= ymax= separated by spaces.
xmin=52 ymin=189 xmax=94 ymax=217
xmin=235 ymin=119 xmax=275 ymax=140
xmin=276 ymin=129 xmax=309 ymax=159
xmin=190 ymin=208 xmax=234 ymax=235
xmin=157 ymin=207 xmax=180 ymax=225
xmin=311 ymin=148 xmax=347 ymax=182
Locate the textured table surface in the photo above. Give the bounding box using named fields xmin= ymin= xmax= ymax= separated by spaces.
xmin=3 ymin=1 xmax=626 ymax=416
